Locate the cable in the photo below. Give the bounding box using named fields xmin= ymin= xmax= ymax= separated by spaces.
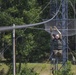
xmin=18 ymin=0 xmax=52 ymax=36
xmin=22 ymin=0 xmax=52 ymax=33
xmin=4 ymin=20 xmax=76 ymax=54
xmin=27 ymin=18 xmax=76 ymax=32
xmin=31 ymin=0 xmax=52 ymax=23
xmin=28 ymin=27 xmax=44 ymax=30
xmin=0 ymin=2 xmax=61 ymax=59
xmin=4 ymin=31 xmax=27 ymax=53
xmin=0 ymin=1 xmax=62 ymax=31
xmin=69 ymin=0 xmax=76 ymax=14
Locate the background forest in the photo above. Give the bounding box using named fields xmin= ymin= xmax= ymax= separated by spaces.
xmin=0 ymin=0 xmax=76 ymax=64
xmin=0 ymin=0 xmax=76 ymax=75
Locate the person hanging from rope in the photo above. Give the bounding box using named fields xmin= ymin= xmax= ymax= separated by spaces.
xmin=50 ymin=26 xmax=62 ymax=61
xmin=50 ymin=26 xmax=62 ymax=75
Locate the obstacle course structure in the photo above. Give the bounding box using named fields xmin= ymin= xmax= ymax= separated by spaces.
xmin=44 ymin=0 xmax=76 ymax=72
xmin=0 ymin=0 xmax=76 ymax=75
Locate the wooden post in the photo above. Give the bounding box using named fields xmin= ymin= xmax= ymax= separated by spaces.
xmin=13 ymin=24 xmax=16 ymax=75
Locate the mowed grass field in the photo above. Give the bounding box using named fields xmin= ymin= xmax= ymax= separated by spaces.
xmin=0 ymin=63 xmax=76 ymax=75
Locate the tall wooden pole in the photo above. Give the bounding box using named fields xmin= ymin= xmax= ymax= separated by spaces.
xmin=13 ymin=24 xmax=16 ymax=75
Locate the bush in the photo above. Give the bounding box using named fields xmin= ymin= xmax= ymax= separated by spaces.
xmin=19 ymin=68 xmax=39 ymax=75
xmin=7 ymin=64 xmax=39 ymax=75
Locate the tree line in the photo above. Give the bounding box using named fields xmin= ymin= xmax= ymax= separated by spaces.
xmin=0 ymin=0 xmax=75 ymax=62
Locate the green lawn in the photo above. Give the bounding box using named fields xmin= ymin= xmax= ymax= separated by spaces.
xmin=0 ymin=63 xmax=76 ymax=75
xmin=26 ymin=63 xmax=52 ymax=75
xmin=26 ymin=63 xmax=76 ymax=75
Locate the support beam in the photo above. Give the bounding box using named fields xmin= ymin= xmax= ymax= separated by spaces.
xmin=61 ymin=0 xmax=68 ymax=64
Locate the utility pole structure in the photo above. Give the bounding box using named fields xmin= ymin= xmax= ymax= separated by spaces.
xmin=50 ymin=0 xmax=56 ymax=18
xmin=50 ymin=0 xmax=68 ymax=64
xmin=61 ymin=0 xmax=68 ymax=64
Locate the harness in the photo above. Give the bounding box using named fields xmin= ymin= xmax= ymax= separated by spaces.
xmin=52 ymin=38 xmax=62 ymax=50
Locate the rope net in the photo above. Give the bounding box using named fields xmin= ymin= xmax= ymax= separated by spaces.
xmin=44 ymin=19 xmax=76 ymax=36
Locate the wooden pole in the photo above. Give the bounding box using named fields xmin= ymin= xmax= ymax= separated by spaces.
xmin=13 ymin=24 xmax=16 ymax=75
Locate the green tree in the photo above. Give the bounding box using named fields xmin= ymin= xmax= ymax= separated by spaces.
xmin=0 ymin=0 xmax=75 ymax=63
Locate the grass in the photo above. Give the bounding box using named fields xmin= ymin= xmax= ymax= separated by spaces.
xmin=0 ymin=63 xmax=9 ymax=74
xmin=71 ymin=65 xmax=76 ymax=75
xmin=0 ymin=63 xmax=76 ymax=75
xmin=26 ymin=63 xmax=52 ymax=75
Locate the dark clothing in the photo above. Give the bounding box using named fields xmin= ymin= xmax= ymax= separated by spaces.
xmin=52 ymin=38 xmax=62 ymax=50
xmin=50 ymin=34 xmax=62 ymax=60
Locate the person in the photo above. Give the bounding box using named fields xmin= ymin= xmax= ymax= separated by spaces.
xmin=50 ymin=26 xmax=62 ymax=60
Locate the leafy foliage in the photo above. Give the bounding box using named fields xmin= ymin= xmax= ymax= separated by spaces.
xmin=7 ymin=64 xmax=39 ymax=75
xmin=0 ymin=0 xmax=75 ymax=63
